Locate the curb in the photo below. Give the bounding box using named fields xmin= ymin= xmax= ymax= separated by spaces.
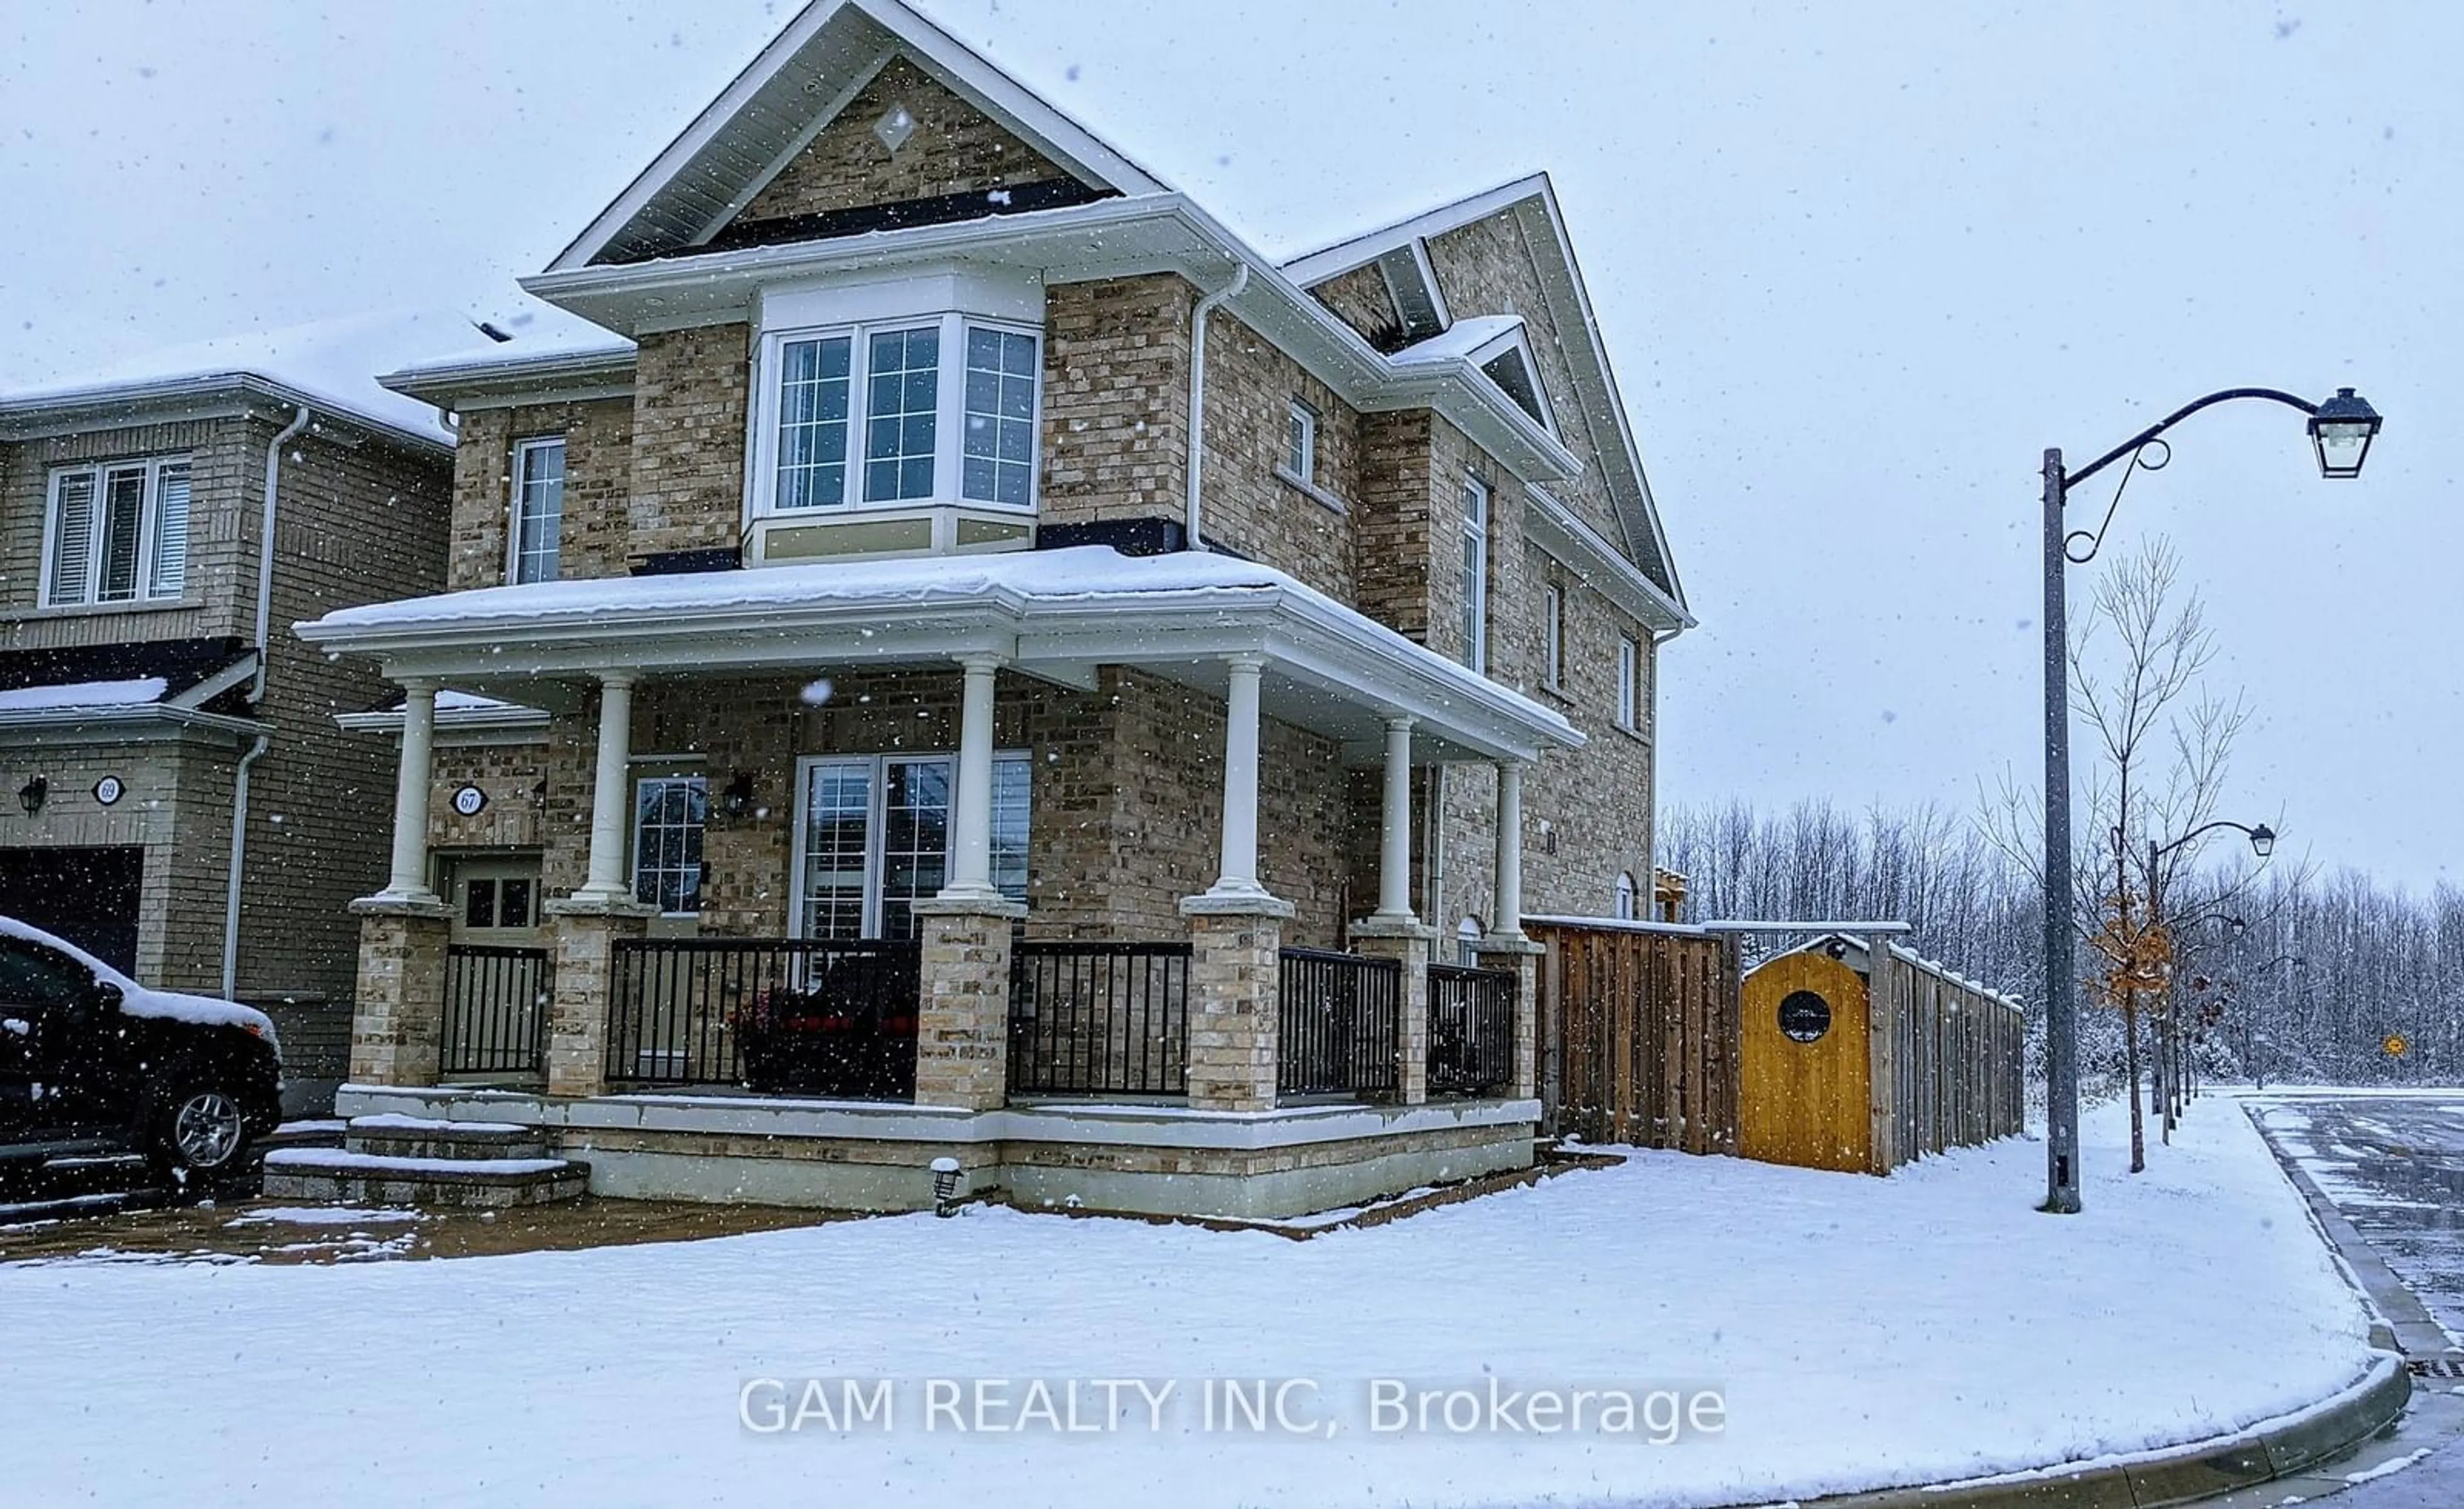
xmin=1754 ymin=1351 xmax=2409 ymax=1509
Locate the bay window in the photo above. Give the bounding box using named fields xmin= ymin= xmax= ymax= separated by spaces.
xmin=755 ymin=313 xmax=1041 ymax=521
xmin=46 ymin=457 xmax=192 ymax=607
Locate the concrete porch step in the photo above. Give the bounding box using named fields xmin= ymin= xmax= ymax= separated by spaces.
xmin=342 ymin=1114 xmax=550 ymax=1163
xmin=261 ymin=1147 xmax=588 ymax=1209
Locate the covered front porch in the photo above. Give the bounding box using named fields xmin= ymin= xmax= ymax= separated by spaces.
xmin=298 ymin=547 xmax=1571 ymax=1216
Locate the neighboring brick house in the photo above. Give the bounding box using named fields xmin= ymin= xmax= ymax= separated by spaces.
xmin=300 ymin=0 xmax=1692 ymax=1217
xmin=0 ymin=315 xmax=458 ymax=1106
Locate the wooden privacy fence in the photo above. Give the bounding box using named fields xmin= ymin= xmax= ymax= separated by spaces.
xmin=1739 ymin=934 xmax=2024 ymax=1175
xmin=1525 ymin=917 xmax=1742 ymax=1155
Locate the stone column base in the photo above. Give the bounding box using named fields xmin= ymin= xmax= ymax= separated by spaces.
xmin=543 ymin=895 xmax=658 ymax=1099
xmin=346 ymin=895 xmax=454 ymax=1087
xmin=1181 ymin=892 xmax=1294 ymax=1111
xmin=913 ymin=896 xmax=1027 ymax=1111
xmin=1351 ymin=916 xmax=1435 ymax=1105
xmin=1476 ymin=934 xmax=1546 ymax=1100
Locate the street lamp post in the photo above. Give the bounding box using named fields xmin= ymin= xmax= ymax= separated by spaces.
xmin=2245 ymin=953 xmax=2306 ymax=1091
xmin=2039 ymin=388 xmax=2379 ymax=1215
xmin=2146 ymin=821 xmax=2276 ymax=1134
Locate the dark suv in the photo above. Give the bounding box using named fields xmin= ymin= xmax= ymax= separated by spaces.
xmin=0 ymin=921 xmax=282 ymax=1191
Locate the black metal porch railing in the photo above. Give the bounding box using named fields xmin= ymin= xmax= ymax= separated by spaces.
xmin=1427 ymin=961 xmax=1516 ymax=1096
xmin=1277 ymin=947 xmax=1401 ymax=1098
xmin=1008 ymin=940 xmax=1192 ymax=1096
xmin=440 ymin=944 xmax=551 ymax=1078
xmin=606 ymin=937 xmax=922 ymax=1100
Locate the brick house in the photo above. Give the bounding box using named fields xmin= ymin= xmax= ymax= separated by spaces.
xmin=0 ymin=316 xmax=458 ymax=1106
xmin=299 ymin=0 xmax=1692 ymax=1217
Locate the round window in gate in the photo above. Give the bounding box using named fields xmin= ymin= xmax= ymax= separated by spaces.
xmin=1777 ymin=989 xmax=1833 ymax=1044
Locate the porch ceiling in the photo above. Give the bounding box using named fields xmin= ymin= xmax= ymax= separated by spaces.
xmin=295 ymin=547 xmax=1581 ymax=765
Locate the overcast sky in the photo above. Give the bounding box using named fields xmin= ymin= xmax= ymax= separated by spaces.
xmin=4 ymin=1 xmax=2457 ymax=891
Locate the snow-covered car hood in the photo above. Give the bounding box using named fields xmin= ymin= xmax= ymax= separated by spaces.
xmin=0 ymin=914 xmax=279 ymax=1054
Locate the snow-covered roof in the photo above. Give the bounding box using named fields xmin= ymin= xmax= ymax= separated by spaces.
xmin=0 ymin=310 xmax=476 ymax=450
xmin=1777 ymin=932 xmax=2025 ymax=1012
xmin=375 ymin=295 xmax=637 ymax=409
xmin=299 ymin=545 xmax=1582 ymax=765
xmin=1388 ymin=315 xmax=1525 ymax=366
xmin=0 ymin=637 xmax=261 ymax=737
xmin=0 ymin=678 xmax=167 ymax=713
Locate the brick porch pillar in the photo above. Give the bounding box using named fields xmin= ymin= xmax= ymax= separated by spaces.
xmin=345 ymin=896 xmax=452 ymax=1086
xmin=542 ymin=896 xmax=655 ymax=1098
xmin=912 ymin=898 xmax=1026 ymax=1111
xmin=1181 ymin=894 xmax=1293 ymax=1111
xmin=1351 ymin=916 xmax=1434 ymax=1105
xmin=1475 ymin=935 xmax=1545 ymax=1100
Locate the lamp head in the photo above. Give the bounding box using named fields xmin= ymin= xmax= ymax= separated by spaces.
xmin=2246 ymin=823 xmax=2275 ymax=859
xmin=2307 ymin=388 xmax=2381 ymax=479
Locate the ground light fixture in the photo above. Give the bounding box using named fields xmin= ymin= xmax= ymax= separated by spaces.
xmin=930 ymin=1155 xmax=963 ymax=1216
xmin=2037 ymin=385 xmax=2379 ymax=1215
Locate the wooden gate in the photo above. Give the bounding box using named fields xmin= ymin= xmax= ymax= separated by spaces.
xmin=1739 ymin=951 xmax=1872 ymax=1172
xmin=1528 ymin=919 xmax=1740 ymax=1154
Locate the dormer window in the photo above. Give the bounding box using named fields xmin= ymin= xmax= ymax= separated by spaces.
xmin=750 ymin=308 xmax=1042 ymax=561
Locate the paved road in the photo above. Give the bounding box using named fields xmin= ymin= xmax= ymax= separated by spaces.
xmin=2237 ymin=1091 xmax=2464 ymax=1508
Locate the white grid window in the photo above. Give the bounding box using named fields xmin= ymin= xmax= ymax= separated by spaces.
xmin=1617 ymin=636 xmax=1640 ymax=731
xmin=1285 ymin=400 xmax=1316 ymax=481
xmin=1543 ymin=582 xmax=1564 ymax=690
xmin=1614 ymin=873 xmax=1638 ymax=920
xmin=46 ymin=457 xmax=191 ymax=607
xmin=759 ymin=317 xmax=1040 ymax=517
xmin=775 ymin=334 xmax=855 ymax=510
xmin=1460 ymin=477 xmax=1490 ymax=674
xmin=862 ymin=325 xmax=941 ymax=503
xmin=793 ymin=751 xmax=1031 ymax=941
xmin=962 ymin=326 xmax=1038 ymax=507
xmin=510 ymin=437 xmax=565 ymax=584
xmin=631 ymin=776 xmax=707 ymax=915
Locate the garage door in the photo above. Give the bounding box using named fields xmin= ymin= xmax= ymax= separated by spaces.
xmin=0 ymin=846 xmax=144 ymax=974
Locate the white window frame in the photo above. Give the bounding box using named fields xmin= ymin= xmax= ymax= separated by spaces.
xmin=748 ymin=313 xmax=1042 ymax=520
xmin=629 ymin=771 xmax=708 ymax=918
xmin=508 ymin=436 xmax=565 ymax=585
xmin=1616 ymin=635 xmax=1640 ymax=732
xmin=40 ymin=455 xmax=194 ymax=608
xmin=1614 ymin=872 xmax=1638 ymax=920
xmin=787 ymin=749 xmax=1031 ymax=940
xmin=1285 ymin=400 xmax=1317 ymax=482
xmin=1460 ymin=475 xmax=1491 ymax=675
xmin=1542 ymin=582 xmax=1565 ymax=690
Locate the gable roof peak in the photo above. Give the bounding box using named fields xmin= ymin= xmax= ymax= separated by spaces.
xmin=548 ymin=0 xmax=1170 ymax=272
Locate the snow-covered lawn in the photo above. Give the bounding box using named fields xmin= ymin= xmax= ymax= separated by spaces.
xmin=1 ymin=1098 xmax=2369 ymax=1509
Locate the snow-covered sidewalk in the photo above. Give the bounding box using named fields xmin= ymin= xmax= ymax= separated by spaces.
xmin=1 ymin=1098 xmax=2370 ymax=1508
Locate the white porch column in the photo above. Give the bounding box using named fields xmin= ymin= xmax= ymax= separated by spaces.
xmin=1493 ymin=761 xmax=1526 ymax=941
xmin=1204 ymin=654 xmax=1270 ymax=900
xmin=572 ymin=670 xmax=637 ymax=903
xmin=379 ymin=678 xmax=441 ymax=903
xmin=1373 ymin=716 xmax=1417 ymax=922
xmin=938 ymin=653 xmax=1004 ymax=903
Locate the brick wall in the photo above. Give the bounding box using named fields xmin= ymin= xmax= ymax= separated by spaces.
xmin=1309 ymin=262 xmax=1405 ymax=350
xmin=1194 ymin=311 xmax=1360 ymax=605
xmin=446 ymin=398 xmax=633 ymax=590
xmin=731 ymin=57 xmax=1072 ymax=231
xmin=1040 ymin=275 xmax=1192 ymax=528
xmin=629 ymin=326 xmax=750 ymax=565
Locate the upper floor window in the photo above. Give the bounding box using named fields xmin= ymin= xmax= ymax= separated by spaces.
xmin=1542 ymin=582 xmax=1565 ymax=690
xmin=45 ymin=456 xmax=191 ymax=607
xmin=510 ymin=437 xmax=565 ymax=585
xmin=757 ymin=314 xmax=1041 ymax=517
xmin=1460 ymin=477 xmax=1491 ymax=674
xmin=1285 ymin=400 xmax=1317 ymax=482
xmin=1614 ymin=872 xmax=1638 ymax=920
xmin=1616 ymin=635 xmax=1641 ymax=732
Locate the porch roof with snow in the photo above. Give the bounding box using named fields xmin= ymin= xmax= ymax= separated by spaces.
xmin=295 ymin=547 xmax=1582 ymax=765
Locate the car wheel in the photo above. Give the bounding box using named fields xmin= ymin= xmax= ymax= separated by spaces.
xmin=157 ymin=1086 xmax=250 ymax=1175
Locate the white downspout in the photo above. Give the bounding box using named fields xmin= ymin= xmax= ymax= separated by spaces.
xmin=223 ymin=404 xmax=313 ymax=1000
xmin=1183 ymin=262 xmax=1249 ymax=548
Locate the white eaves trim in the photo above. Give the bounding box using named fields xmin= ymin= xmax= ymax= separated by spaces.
xmin=335 ymin=695 xmax=553 ymax=739
xmin=378 ymin=345 xmax=640 ymax=413
xmin=296 ymin=547 xmax=1583 ymax=765
xmin=0 ymin=373 xmax=450 ymax=456
xmin=520 ymin=193 xmax=1582 ymax=486
xmin=1525 ymin=486 xmax=1691 ymax=635
xmin=547 ymin=0 xmax=1170 ymax=273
